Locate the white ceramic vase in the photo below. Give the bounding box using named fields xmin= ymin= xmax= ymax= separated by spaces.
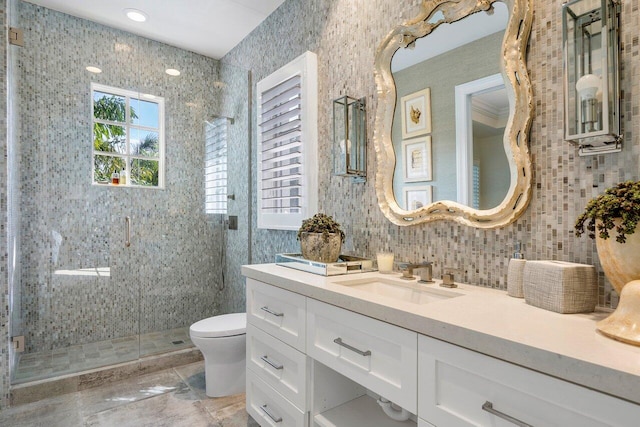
xmin=595 ymin=222 xmax=640 ymax=345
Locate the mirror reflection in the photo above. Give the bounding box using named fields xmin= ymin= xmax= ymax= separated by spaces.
xmin=466 ymin=80 xmax=510 ymax=209
xmin=390 ymin=3 xmax=510 ymax=210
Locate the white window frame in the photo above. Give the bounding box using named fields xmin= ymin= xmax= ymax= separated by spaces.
xmin=256 ymin=51 xmax=318 ymax=230
xmin=91 ymin=83 xmax=165 ymax=189
xmin=455 ymin=73 xmax=505 ymax=206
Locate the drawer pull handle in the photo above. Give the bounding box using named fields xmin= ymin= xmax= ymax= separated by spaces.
xmin=482 ymin=401 xmax=532 ymax=427
xmin=261 ymin=355 xmax=284 ymax=370
xmin=260 ymin=404 xmax=282 ymax=423
xmin=333 ymin=337 xmax=372 ymax=357
xmin=261 ymin=306 xmax=284 ymax=317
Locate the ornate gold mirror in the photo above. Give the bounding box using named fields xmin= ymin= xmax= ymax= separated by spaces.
xmin=374 ymin=0 xmax=533 ymax=227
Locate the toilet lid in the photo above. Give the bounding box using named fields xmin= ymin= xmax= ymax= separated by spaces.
xmin=190 ymin=313 xmax=246 ymax=338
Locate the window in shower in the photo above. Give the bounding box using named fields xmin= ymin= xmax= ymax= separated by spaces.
xmin=205 ymin=117 xmax=228 ymax=214
xmin=91 ymin=83 xmax=165 ymax=188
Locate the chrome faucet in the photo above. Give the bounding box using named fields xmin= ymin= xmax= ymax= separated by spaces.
xmin=399 ymin=261 xmax=433 ymax=281
xmin=441 ymin=273 xmax=456 ymax=288
xmin=441 ymin=267 xmax=463 ymax=288
xmin=416 ymin=264 xmax=434 ymax=283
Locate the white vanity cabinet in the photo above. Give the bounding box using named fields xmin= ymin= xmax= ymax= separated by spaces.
xmin=306 ymin=298 xmax=417 ymax=413
xmin=246 ymin=278 xmax=306 ymax=351
xmin=246 ymin=278 xmax=418 ymax=427
xmin=418 ymin=335 xmax=640 ymax=427
xmin=246 ymin=279 xmax=309 ymax=426
xmin=245 ymin=273 xmax=640 ymax=427
xmin=247 ymin=323 xmax=309 ymax=410
xmin=247 ymin=374 xmax=307 ymax=427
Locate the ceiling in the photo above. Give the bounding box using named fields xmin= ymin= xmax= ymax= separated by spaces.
xmin=24 ymin=0 xmax=286 ymax=59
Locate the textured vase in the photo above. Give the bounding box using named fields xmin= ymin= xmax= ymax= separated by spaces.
xmin=300 ymin=232 xmax=341 ymax=263
xmin=595 ymin=222 xmax=640 ymax=345
xmin=597 ymin=280 xmax=640 ymax=345
xmin=595 ymin=222 xmax=640 ymax=295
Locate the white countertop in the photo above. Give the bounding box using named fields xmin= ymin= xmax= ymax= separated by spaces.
xmin=241 ymin=263 xmax=640 ymax=405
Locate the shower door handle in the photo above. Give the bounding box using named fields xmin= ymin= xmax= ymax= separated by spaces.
xmin=125 ymin=216 xmax=131 ymax=247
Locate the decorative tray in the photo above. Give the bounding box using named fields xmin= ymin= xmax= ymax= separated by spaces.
xmin=275 ymin=253 xmax=375 ymax=276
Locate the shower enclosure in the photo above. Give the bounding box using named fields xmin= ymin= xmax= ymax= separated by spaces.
xmin=7 ymin=1 xmax=250 ymax=385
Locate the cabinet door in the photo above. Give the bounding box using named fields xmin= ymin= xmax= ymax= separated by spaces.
xmin=306 ymin=298 xmax=417 ymax=413
xmin=247 ymin=371 xmax=307 ymax=427
xmin=418 ymin=335 xmax=640 ymax=427
xmin=247 ymin=323 xmax=308 ymax=409
xmin=246 ymin=278 xmax=306 ymax=351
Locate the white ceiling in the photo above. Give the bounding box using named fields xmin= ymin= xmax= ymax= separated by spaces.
xmin=24 ymin=0 xmax=286 ymax=59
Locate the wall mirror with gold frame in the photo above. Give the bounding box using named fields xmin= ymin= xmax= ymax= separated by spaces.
xmin=374 ymin=0 xmax=533 ymax=228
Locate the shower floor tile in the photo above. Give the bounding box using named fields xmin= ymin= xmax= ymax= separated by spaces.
xmin=13 ymin=327 xmax=194 ymax=385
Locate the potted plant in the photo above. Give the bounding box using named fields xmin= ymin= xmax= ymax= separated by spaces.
xmin=575 ymin=180 xmax=640 ymax=293
xmin=575 ymin=180 xmax=640 ymax=243
xmin=297 ymin=213 xmax=345 ymax=263
xmin=575 ymin=180 xmax=640 ymax=345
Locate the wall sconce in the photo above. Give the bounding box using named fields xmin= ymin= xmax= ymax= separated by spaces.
xmin=563 ymin=0 xmax=621 ymax=156
xmin=333 ymin=96 xmax=366 ymax=182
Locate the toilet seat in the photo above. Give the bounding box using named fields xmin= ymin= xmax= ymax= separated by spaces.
xmin=190 ymin=313 xmax=246 ymax=338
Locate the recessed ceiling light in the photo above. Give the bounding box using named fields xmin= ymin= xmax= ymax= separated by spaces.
xmin=86 ymin=66 xmax=102 ymax=74
xmin=165 ymin=68 xmax=181 ymax=76
xmin=124 ymin=8 xmax=147 ymax=22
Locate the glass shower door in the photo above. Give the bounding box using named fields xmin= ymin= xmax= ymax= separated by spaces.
xmin=9 ymin=2 xmax=142 ymax=384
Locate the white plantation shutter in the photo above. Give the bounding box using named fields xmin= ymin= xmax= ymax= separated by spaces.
xmin=205 ymin=117 xmax=228 ymax=214
xmin=257 ymin=52 xmax=318 ymax=230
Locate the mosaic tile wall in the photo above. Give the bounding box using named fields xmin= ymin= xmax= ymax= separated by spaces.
xmin=223 ymin=0 xmax=640 ymax=311
xmin=12 ymin=2 xmax=232 ymax=353
xmin=0 ymin=0 xmax=9 ymax=409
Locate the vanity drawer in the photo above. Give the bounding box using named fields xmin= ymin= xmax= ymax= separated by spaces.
xmin=247 ymin=370 xmax=307 ymax=427
xmin=246 ymin=278 xmax=306 ymax=351
xmin=418 ymin=335 xmax=640 ymax=427
xmin=306 ymin=298 xmax=417 ymax=413
xmin=247 ymin=323 xmax=308 ymax=410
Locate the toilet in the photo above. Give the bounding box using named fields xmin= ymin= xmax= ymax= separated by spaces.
xmin=189 ymin=312 xmax=247 ymax=397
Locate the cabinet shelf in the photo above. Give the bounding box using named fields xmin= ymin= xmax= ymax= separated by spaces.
xmin=314 ymin=395 xmax=416 ymax=427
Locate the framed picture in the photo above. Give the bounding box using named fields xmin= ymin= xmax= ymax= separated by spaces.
xmin=401 ymin=88 xmax=432 ymax=138
xmin=404 ymin=186 xmax=433 ymax=211
xmin=402 ymin=136 xmax=432 ymax=182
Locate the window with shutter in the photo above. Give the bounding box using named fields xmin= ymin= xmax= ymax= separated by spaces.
xmin=256 ymin=51 xmax=318 ymax=230
xmin=205 ymin=117 xmax=228 ymax=214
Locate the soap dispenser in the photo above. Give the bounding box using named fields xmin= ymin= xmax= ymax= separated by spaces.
xmin=120 ymin=166 xmax=127 ymax=185
xmin=507 ymin=242 xmax=526 ymax=298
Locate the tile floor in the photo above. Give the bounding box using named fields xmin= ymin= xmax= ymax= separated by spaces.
xmin=14 ymin=327 xmax=193 ymax=384
xmin=2 ymin=361 xmax=259 ymax=427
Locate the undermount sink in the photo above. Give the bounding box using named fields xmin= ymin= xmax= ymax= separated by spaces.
xmin=333 ymin=277 xmax=462 ymax=305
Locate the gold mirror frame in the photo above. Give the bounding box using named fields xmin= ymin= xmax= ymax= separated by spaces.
xmin=374 ymin=0 xmax=533 ymax=228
